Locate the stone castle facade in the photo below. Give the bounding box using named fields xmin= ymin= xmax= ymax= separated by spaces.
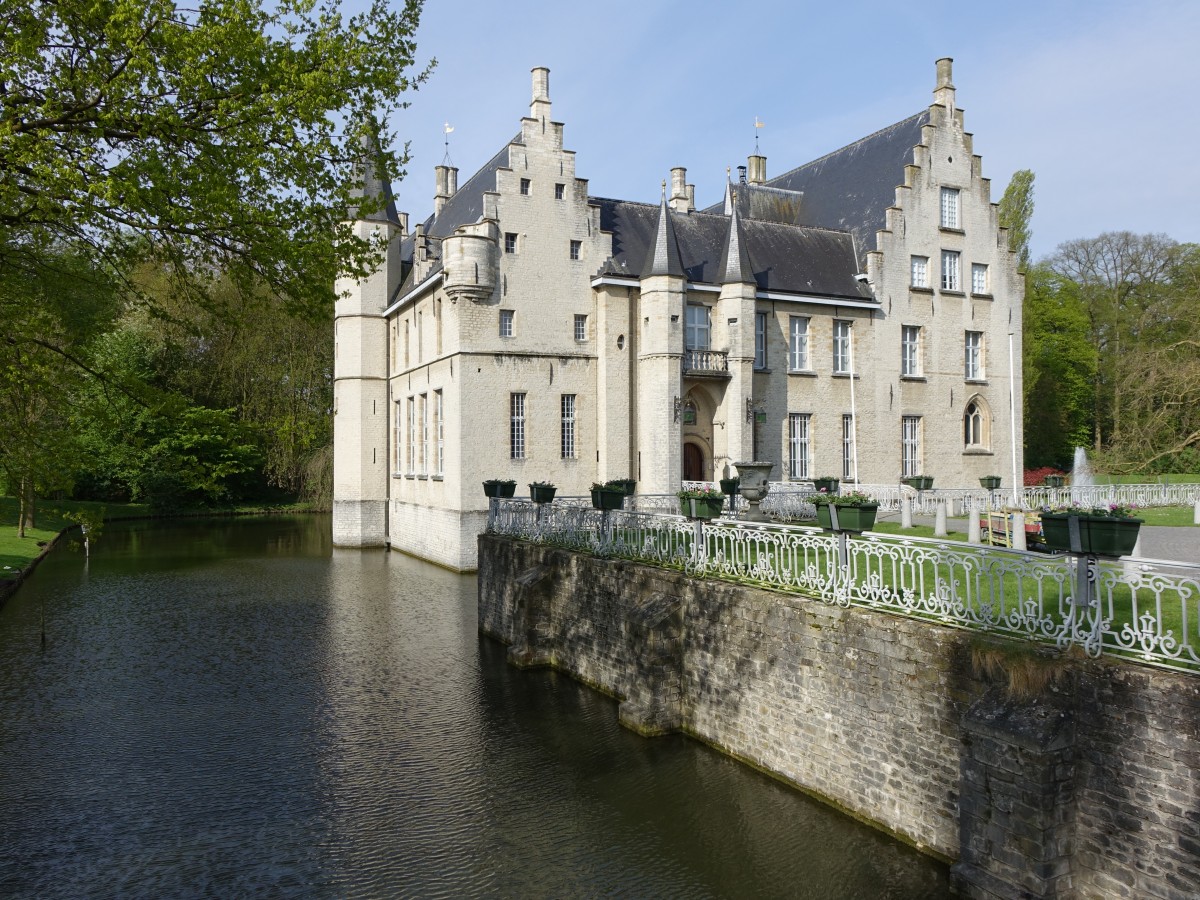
xmin=333 ymin=58 xmax=1024 ymax=570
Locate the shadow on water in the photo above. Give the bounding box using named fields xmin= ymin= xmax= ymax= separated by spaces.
xmin=0 ymin=516 xmax=949 ymax=898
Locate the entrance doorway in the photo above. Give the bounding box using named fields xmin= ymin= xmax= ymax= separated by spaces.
xmin=683 ymin=442 xmax=705 ymax=482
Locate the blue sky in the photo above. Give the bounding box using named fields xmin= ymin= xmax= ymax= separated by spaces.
xmin=379 ymin=0 xmax=1199 ymax=261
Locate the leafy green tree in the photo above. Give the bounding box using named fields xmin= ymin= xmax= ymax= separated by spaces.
xmin=998 ymin=169 xmax=1035 ymax=270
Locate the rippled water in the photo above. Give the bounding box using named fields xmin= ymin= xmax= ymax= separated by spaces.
xmin=0 ymin=516 xmax=950 ymax=898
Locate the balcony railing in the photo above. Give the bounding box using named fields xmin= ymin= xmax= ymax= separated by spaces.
xmin=683 ymin=348 xmax=729 ymax=376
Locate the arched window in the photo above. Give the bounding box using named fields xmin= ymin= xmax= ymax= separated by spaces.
xmin=963 ymin=397 xmax=991 ymax=449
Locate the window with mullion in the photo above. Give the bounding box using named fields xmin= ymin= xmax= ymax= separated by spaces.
xmin=941 ymin=250 xmax=960 ymax=291
xmin=940 ymin=187 xmax=960 ymax=229
xmin=788 ymin=316 xmax=809 ymax=370
xmin=434 ymin=390 xmax=444 ymax=474
xmin=685 ymin=304 xmax=710 ymax=350
xmin=788 ymin=413 xmax=810 ymax=479
xmin=965 ymin=331 xmax=984 ymax=379
xmin=833 ymin=320 xmax=852 ymax=374
xmin=510 ymin=393 xmax=526 ymax=459
xmin=561 ymin=394 xmax=576 ymax=459
xmin=754 ymin=311 xmax=768 ymax=369
xmin=901 ymin=325 xmax=921 ymax=376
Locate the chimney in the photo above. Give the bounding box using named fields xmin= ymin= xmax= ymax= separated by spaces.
xmin=530 ymin=66 xmax=551 ymax=119
xmin=669 ymin=167 xmax=689 ymax=212
xmin=933 ymin=57 xmax=955 ymax=108
xmin=747 ymin=154 xmax=766 ymax=185
xmin=434 ymin=164 xmax=458 ymax=216
xmin=686 ymin=184 xmax=695 ymax=212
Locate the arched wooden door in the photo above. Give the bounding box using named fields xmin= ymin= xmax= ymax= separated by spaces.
xmin=683 ymin=442 xmax=705 ymax=482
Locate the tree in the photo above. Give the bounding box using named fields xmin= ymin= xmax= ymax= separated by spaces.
xmin=998 ymin=170 xmax=1035 ymax=270
xmin=1 ymin=0 xmax=429 ymax=318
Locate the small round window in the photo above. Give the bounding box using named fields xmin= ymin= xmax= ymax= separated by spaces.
xmin=617 ymin=334 xmax=625 ymax=350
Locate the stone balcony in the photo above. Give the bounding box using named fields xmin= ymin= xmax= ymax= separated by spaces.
xmin=683 ymin=348 xmax=730 ymax=378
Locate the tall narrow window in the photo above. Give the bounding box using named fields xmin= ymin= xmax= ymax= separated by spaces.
xmin=911 ymin=256 xmax=929 ymax=288
xmin=788 ymin=316 xmax=809 ymax=371
xmin=561 ymin=394 xmax=576 ymax=459
xmin=964 ymin=399 xmax=986 ymax=448
xmin=404 ymin=319 xmax=410 ymax=367
xmin=941 ymin=251 xmax=961 ymax=291
xmin=833 ymin=320 xmax=852 ymax=374
xmin=554 ymin=183 xmax=565 ymax=200
xmin=902 ymin=416 xmax=922 ymax=477
xmin=406 ymin=397 xmax=416 ymax=474
xmin=519 ymin=178 xmax=531 ymax=195
xmin=419 ymin=393 xmax=428 ymax=474
xmin=940 ymin=187 xmax=960 ymax=229
xmin=434 ymin=390 xmax=444 ymax=475
xmin=574 ymin=314 xmax=587 ymax=342
xmin=505 ymin=233 xmax=517 ymax=254
xmin=499 ymin=309 xmax=514 ymax=337
xmin=971 ymin=263 xmax=989 ymax=295
xmin=417 ymin=311 xmax=423 ymax=362
xmin=754 ymin=312 xmax=768 ymax=369
xmin=569 ymin=240 xmax=581 ymax=260
xmin=685 ymin=304 xmax=710 ymax=350
xmin=435 ymin=299 xmax=443 ymax=354
xmin=788 ymin=413 xmax=811 ymax=479
xmin=510 ymin=393 xmax=526 ymax=459
xmin=394 ymin=399 xmax=403 ymax=473
xmin=965 ymin=331 xmax=984 ymax=379
xmin=901 ymin=325 xmax=921 ymax=377
xmin=842 ymin=414 xmax=855 ymax=481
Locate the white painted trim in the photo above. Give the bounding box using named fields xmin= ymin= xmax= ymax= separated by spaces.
xmin=756 ymin=290 xmax=880 ymax=309
xmin=384 ymin=272 xmax=442 ymax=316
xmin=590 ymin=275 xmax=638 ymax=288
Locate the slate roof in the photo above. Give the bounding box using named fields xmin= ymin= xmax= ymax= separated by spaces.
xmin=705 ymin=111 xmax=930 ymax=267
xmin=594 ymin=198 xmax=871 ymax=301
xmin=349 ymin=130 xmax=401 ymax=226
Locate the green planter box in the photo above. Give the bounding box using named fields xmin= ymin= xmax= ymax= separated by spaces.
xmin=812 ymin=477 xmax=840 ymax=493
xmin=680 ymin=496 xmax=725 ymax=519
xmin=612 ymin=479 xmax=637 ymax=495
xmin=1040 ymin=513 xmax=1142 ymax=557
xmin=529 ymin=484 xmax=557 ymax=504
xmin=483 ymin=480 xmax=516 ymax=499
xmin=590 ymin=487 xmax=625 ymax=511
xmin=814 ymin=502 xmax=879 ymax=533
xmin=902 ymin=476 xmax=934 ymax=490
xmin=1044 ymin=475 xmax=1066 ymax=488
xmin=979 ymin=476 xmax=1002 ymax=490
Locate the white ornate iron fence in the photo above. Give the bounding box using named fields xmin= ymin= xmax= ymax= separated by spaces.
xmin=487 ymin=498 xmax=1200 ymax=673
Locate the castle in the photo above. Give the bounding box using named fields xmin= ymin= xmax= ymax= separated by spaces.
xmin=333 ymin=58 xmax=1024 ymax=570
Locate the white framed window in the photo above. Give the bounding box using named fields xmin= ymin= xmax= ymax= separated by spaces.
xmin=754 ymin=311 xmax=768 ymax=369
xmin=788 ymin=413 xmax=811 ymax=479
xmin=965 ymin=331 xmax=984 ymax=379
xmin=499 ymin=309 xmax=514 ymax=338
xmin=940 ymin=187 xmax=960 ymax=229
xmin=574 ymin=314 xmax=587 ymax=342
xmin=833 ymin=320 xmax=852 ymax=374
xmin=404 ymin=318 xmax=410 ymax=367
xmin=561 ymin=394 xmax=576 ymax=459
xmin=419 ymin=393 xmax=428 ymax=474
xmin=417 ymin=310 xmax=423 ymax=362
xmin=435 ymin=299 xmax=442 ymax=354
xmin=510 ymin=393 xmax=526 ymax=460
xmin=941 ymin=250 xmax=960 ymax=292
xmin=569 ymin=240 xmax=581 ymax=260
xmin=406 ymin=396 xmax=416 ymax=474
xmin=911 ymin=256 xmax=929 ymax=288
xmin=788 ymin=316 xmax=809 ymax=371
xmin=971 ymin=263 xmax=989 ymax=295
xmin=554 ymin=183 xmax=565 ymax=200
xmin=504 ymin=232 xmax=517 ymax=254
xmin=902 ymin=416 xmax=922 ymax=477
xmin=519 ymin=177 xmax=531 ymax=195
xmin=964 ymin=398 xmax=988 ymax=448
xmin=842 ymin=414 xmax=855 ymax=481
xmin=434 ymin=390 xmax=444 ymax=475
xmin=685 ymin=304 xmax=710 ymax=350
xmin=394 ymin=399 xmax=403 ymax=473
xmin=901 ymin=325 xmax=921 ymax=377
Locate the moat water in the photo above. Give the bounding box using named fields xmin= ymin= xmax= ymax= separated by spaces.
xmin=0 ymin=516 xmax=951 ymax=898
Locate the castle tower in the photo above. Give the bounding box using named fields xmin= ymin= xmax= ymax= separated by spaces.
xmin=715 ymin=190 xmax=757 ymax=470
xmin=332 ymin=129 xmax=403 ymax=547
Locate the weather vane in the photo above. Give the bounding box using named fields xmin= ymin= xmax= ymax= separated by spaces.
xmin=754 ymin=116 xmax=765 ymax=155
xmin=442 ymin=122 xmax=454 ymax=166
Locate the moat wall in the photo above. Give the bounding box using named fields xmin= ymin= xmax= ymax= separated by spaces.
xmin=478 ymin=535 xmax=1200 ymax=900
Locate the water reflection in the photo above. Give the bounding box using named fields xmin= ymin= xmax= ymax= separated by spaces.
xmin=0 ymin=516 xmax=949 ymax=898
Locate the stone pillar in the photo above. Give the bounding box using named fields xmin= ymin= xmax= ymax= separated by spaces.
xmin=935 ymin=501 xmax=948 ymax=537
xmin=901 ymin=496 xmax=913 ymax=528
xmin=968 ymin=510 xmax=981 ymax=544
xmin=952 ymin=687 xmax=1077 ymax=899
xmin=1012 ymin=512 xmax=1027 ymax=551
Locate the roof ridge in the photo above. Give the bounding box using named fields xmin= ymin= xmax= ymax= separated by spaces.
xmin=766 ymin=110 xmax=928 ymax=186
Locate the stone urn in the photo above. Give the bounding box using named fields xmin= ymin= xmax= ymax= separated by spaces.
xmin=733 ymin=461 xmax=774 ymax=521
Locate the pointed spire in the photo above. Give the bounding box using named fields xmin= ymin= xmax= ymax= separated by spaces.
xmin=719 ymin=178 xmax=753 ymax=285
xmin=641 ymin=180 xmax=684 ymax=278
xmin=349 ymin=121 xmax=400 ymax=226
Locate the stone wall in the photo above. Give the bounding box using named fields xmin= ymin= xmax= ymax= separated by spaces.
xmin=478 ymin=535 xmax=1200 ymax=899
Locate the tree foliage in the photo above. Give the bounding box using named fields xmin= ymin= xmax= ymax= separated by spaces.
xmin=998 ymin=169 xmax=1035 ymax=270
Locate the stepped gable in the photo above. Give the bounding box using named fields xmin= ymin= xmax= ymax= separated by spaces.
xmin=595 ymin=197 xmax=871 ymax=301
xmin=705 ymin=111 xmax=930 ymax=267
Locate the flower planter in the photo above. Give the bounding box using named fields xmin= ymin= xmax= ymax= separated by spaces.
xmin=902 ymin=476 xmax=933 ymax=490
xmin=529 ymin=484 xmax=557 ymax=504
xmin=590 ymin=487 xmax=625 ymax=511
xmin=1044 ymin=475 xmax=1066 ymax=488
xmin=680 ymin=496 xmax=724 ymax=519
xmin=814 ymin=502 xmax=879 ymax=533
xmin=483 ymin=480 xmax=516 ymax=499
xmin=719 ymin=478 xmax=741 ymax=496
xmin=1040 ymin=513 xmax=1142 ymax=557
xmin=612 ymin=479 xmax=637 ymax=496
xmin=979 ymin=476 xmax=1002 ymax=490
xmin=812 ymin=477 xmax=840 ymax=493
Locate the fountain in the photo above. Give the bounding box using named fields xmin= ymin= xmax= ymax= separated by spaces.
xmin=1070 ymin=446 xmax=1094 ymax=503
